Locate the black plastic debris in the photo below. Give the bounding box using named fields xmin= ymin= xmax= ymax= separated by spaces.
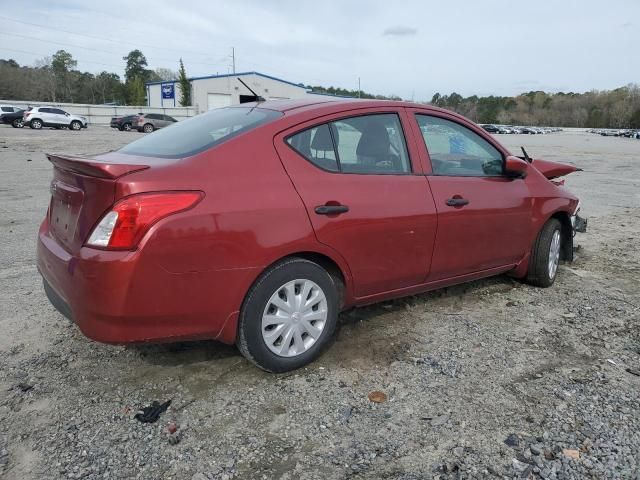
xmin=134 ymin=400 xmax=172 ymax=423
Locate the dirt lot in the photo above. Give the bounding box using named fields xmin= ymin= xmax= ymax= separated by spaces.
xmin=0 ymin=126 xmax=639 ymax=480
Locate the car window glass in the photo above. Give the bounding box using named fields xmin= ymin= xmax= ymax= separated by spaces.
xmin=120 ymin=107 xmax=282 ymax=158
xmin=40 ymin=108 xmax=52 ymax=114
xmin=287 ymin=124 xmax=339 ymax=172
xmin=416 ymin=115 xmax=503 ymax=176
xmin=1 ymin=107 xmax=12 ymax=112
xmin=52 ymin=109 xmax=66 ymax=115
xmin=331 ymin=114 xmax=411 ymax=174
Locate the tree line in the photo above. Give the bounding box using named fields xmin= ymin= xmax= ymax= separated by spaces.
xmin=429 ymin=87 xmax=640 ymax=128
xmin=1 ymin=49 xmax=638 ymax=128
xmin=0 ymin=49 xmax=191 ymax=107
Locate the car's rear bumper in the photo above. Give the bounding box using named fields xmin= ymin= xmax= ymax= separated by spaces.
xmin=37 ymin=219 xmax=256 ymax=345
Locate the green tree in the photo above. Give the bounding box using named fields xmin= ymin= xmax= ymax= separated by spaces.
xmin=123 ymin=50 xmax=148 ymax=83
xmin=127 ymin=76 xmax=146 ymax=106
xmin=51 ymin=50 xmax=77 ymax=74
xmin=177 ymin=58 xmax=191 ymax=106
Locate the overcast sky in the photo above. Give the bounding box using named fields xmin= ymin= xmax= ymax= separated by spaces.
xmin=1 ymin=0 xmax=638 ymax=100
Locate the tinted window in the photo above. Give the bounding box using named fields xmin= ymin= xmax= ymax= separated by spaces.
xmin=40 ymin=108 xmax=52 ymax=113
xmin=145 ymin=114 xmax=159 ymax=120
xmin=416 ymin=115 xmax=503 ymax=176
xmin=1 ymin=107 xmax=13 ymax=112
xmin=287 ymin=124 xmax=339 ymax=172
xmin=52 ymin=109 xmax=66 ymax=115
xmin=119 ymin=107 xmax=282 ymax=158
xmin=331 ymin=114 xmax=410 ymax=174
xmin=164 ymin=115 xmax=177 ymax=122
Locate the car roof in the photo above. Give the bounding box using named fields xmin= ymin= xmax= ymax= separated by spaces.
xmin=233 ymin=98 xmax=461 ymax=125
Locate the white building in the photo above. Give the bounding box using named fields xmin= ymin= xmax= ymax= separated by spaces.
xmin=146 ymin=71 xmax=324 ymax=113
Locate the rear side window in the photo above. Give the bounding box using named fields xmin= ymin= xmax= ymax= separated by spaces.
xmin=286 ymin=113 xmax=411 ymax=174
xmin=119 ymin=107 xmax=282 ymax=158
xmin=287 ymin=124 xmax=339 ymax=172
xmin=1 ymin=107 xmax=13 ymax=112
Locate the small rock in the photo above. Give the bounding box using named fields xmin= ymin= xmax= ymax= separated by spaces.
xmin=431 ymin=414 xmax=449 ymax=426
xmin=562 ymin=448 xmax=580 ymax=460
xmin=368 ymin=391 xmax=387 ymax=403
xmin=504 ymin=434 xmax=520 ymax=448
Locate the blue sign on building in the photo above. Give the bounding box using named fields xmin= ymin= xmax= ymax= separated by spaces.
xmin=161 ymin=83 xmax=175 ymax=99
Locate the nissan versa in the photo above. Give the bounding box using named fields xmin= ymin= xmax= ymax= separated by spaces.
xmin=37 ymin=99 xmax=587 ymax=372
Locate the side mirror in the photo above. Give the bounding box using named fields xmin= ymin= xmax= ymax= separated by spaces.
xmin=504 ymin=155 xmax=528 ymax=178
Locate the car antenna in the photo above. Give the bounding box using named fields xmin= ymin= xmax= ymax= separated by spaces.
xmin=521 ymin=146 xmax=532 ymax=163
xmin=237 ymin=77 xmax=265 ymax=102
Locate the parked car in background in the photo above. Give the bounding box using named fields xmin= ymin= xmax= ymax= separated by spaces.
xmin=135 ymin=113 xmax=177 ymax=133
xmin=481 ymin=124 xmax=500 ymax=133
xmin=0 ymin=104 xmax=21 ymax=118
xmin=37 ymin=99 xmax=586 ymax=372
xmin=110 ymin=114 xmax=142 ymax=131
xmin=23 ymin=107 xmax=88 ymax=130
xmin=1 ymin=108 xmax=26 ymax=128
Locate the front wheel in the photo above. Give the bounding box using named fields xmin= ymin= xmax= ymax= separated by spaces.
xmin=237 ymin=258 xmax=339 ymax=372
xmin=527 ymin=219 xmax=562 ymax=287
xmin=70 ymin=120 xmax=82 ymax=131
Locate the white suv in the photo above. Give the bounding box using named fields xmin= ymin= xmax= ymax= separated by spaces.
xmin=24 ymin=107 xmax=88 ymax=130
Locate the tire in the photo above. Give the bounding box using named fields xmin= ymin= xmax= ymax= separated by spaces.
xmin=123 ymin=123 xmax=132 ymax=131
xmin=526 ymin=219 xmax=562 ymax=287
xmin=12 ymin=118 xmax=24 ymax=128
xmin=237 ymin=258 xmax=339 ymax=373
xmin=70 ymin=120 xmax=82 ymax=131
xmin=143 ymin=123 xmax=154 ymax=133
xmin=30 ymin=119 xmax=43 ymax=129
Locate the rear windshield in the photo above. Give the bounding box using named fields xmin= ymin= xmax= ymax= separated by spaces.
xmin=119 ymin=107 xmax=282 ymax=158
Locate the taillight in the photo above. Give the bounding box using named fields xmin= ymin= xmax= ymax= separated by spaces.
xmin=86 ymin=191 xmax=203 ymax=250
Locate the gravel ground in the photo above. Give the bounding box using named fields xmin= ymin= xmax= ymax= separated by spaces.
xmin=0 ymin=126 xmax=639 ymax=480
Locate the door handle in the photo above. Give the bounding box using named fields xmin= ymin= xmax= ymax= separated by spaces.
xmin=315 ymin=204 xmax=349 ymax=215
xmin=446 ymin=198 xmax=469 ymax=207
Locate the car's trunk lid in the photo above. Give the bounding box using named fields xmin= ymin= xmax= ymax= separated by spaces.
xmin=47 ymin=153 xmax=150 ymax=252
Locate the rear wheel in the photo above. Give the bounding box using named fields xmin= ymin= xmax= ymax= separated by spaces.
xmin=237 ymin=258 xmax=339 ymax=372
xmin=143 ymin=123 xmax=154 ymax=133
xmin=12 ymin=118 xmax=24 ymax=128
xmin=70 ymin=120 xmax=82 ymax=131
xmin=527 ymin=219 xmax=562 ymax=287
xmin=30 ymin=119 xmax=42 ymax=129
xmin=122 ymin=122 xmax=132 ymax=131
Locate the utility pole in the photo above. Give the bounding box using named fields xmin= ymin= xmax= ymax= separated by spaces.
xmin=232 ymin=47 xmax=236 ymax=74
xmin=358 ymin=77 xmax=361 ymax=98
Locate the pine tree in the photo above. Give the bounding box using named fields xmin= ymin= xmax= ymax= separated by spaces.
xmin=128 ymin=75 xmax=146 ymax=105
xmin=177 ymin=59 xmax=191 ymax=107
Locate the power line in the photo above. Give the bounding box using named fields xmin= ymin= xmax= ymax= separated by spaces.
xmin=0 ymin=14 xmax=229 ymax=58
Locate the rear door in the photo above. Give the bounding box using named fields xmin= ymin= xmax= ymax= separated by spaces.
xmin=275 ymin=108 xmax=437 ymax=298
xmin=409 ymin=110 xmax=532 ymax=280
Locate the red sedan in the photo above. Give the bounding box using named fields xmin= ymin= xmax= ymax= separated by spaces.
xmin=37 ymin=99 xmax=586 ymax=372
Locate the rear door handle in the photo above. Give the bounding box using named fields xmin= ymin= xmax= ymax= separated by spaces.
xmin=446 ymin=198 xmax=469 ymax=207
xmin=315 ymin=204 xmax=349 ymax=215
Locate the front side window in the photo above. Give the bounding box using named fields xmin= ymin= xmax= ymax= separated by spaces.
xmin=416 ymin=115 xmax=503 ymax=176
xmin=286 ymin=113 xmax=411 ymax=174
xmin=119 ymin=107 xmax=282 ymax=158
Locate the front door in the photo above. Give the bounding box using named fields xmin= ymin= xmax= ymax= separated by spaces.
xmin=410 ymin=111 xmax=533 ymax=280
xmin=275 ymin=109 xmax=437 ymax=298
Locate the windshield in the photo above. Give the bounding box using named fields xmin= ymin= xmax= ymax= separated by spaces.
xmin=119 ymin=107 xmax=282 ymax=158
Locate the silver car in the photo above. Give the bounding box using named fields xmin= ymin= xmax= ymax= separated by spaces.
xmin=24 ymin=107 xmax=88 ymax=130
xmin=134 ymin=113 xmax=178 ymax=133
